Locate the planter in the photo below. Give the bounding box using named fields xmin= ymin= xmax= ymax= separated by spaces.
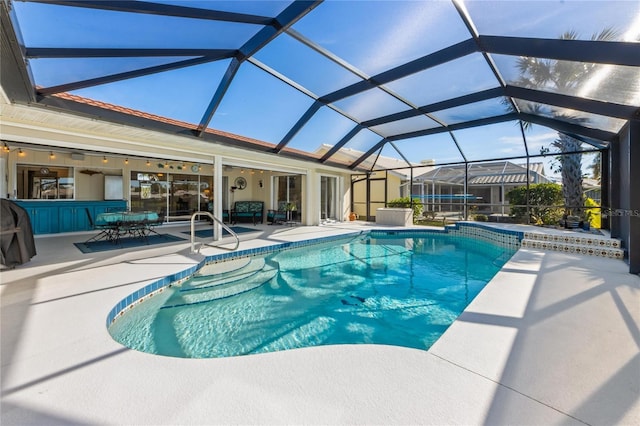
xmin=565 ymin=215 xmax=580 ymax=229
xmin=376 ymin=208 xmax=412 ymax=226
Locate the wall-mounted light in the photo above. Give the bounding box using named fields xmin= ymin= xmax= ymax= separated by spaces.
xmin=164 ymin=161 xmax=169 ymax=168
xmin=240 ymin=169 xmax=244 ymax=174
xmin=2 ymin=143 xmax=9 ymax=153
xmin=146 ymin=159 xmax=151 ymax=166
xmin=102 ymin=156 xmax=108 ymax=163
xmin=18 ymin=149 xmax=25 ymax=157
xmin=49 ymin=151 xmax=55 ymax=159
xmin=124 ymin=158 xmax=129 ymax=165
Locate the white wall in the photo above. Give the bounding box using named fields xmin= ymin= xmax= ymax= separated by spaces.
xmin=2 ymin=103 xmax=353 ymax=225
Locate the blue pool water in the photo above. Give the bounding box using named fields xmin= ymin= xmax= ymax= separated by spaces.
xmin=108 ymin=233 xmax=517 ymax=358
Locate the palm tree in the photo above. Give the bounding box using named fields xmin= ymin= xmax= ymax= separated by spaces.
xmin=589 ymin=153 xmax=601 ymax=182
xmin=552 ymin=134 xmax=584 ymax=215
xmin=515 ymin=29 xmax=617 ymax=217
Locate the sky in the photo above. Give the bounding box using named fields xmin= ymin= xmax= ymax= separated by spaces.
xmin=13 ymin=0 xmax=637 ymax=179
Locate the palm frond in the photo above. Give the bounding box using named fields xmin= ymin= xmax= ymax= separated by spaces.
xmin=560 ymin=30 xmax=579 ymax=40
xmin=592 ymin=27 xmax=619 ymax=42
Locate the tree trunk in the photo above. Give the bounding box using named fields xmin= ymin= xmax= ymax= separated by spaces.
xmin=554 ymin=134 xmax=584 ymax=216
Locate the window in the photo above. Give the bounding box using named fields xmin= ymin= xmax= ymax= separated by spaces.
xmin=17 ymin=164 xmax=74 ymax=199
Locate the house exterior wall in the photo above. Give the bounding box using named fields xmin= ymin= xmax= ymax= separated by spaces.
xmin=1 ymin=103 xmax=352 ymax=227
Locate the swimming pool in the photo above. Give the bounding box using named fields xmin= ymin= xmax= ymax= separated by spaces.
xmin=108 ymin=227 xmax=520 ymax=358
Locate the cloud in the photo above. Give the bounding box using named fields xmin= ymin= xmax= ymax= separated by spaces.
xmin=499 ymin=131 xmax=556 ymax=145
xmin=361 ymin=4 xmax=445 ymax=74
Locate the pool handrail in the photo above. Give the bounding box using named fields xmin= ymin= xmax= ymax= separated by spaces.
xmin=190 ymin=212 xmax=239 ymax=253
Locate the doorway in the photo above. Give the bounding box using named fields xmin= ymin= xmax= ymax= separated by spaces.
xmin=320 ymin=176 xmax=338 ymax=221
xmin=273 ymin=175 xmax=302 ymax=222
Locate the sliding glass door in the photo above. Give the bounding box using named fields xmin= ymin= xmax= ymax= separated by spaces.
xmin=320 ymin=176 xmax=337 ymax=221
xmin=130 ymin=172 xmax=213 ymax=222
xmin=274 ymin=175 xmax=302 ymax=221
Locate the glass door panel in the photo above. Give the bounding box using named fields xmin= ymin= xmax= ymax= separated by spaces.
xmin=130 ymin=171 xmax=168 ymax=218
xmin=169 ymin=173 xmax=200 ymax=221
xmin=275 ymin=175 xmax=302 ymax=222
xmin=320 ymin=176 xmax=337 ymax=221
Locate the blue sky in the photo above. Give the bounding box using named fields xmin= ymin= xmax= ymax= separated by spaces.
xmin=15 ymin=0 xmax=636 ymax=177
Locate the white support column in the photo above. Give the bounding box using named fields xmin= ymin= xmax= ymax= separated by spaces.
xmin=305 ymin=170 xmax=317 ymax=226
xmin=0 ymin=156 xmax=7 ymax=199
xmin=213 ymin=155 xmax=223 ymax=241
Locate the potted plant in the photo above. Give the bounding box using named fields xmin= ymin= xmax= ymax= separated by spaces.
xmin=581 ymin=211 xmax=592 ymax=231
xmin=565 ymin=215 xmax=580 ymax=229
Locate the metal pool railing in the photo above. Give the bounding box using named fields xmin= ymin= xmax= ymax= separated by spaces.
xmin=190 ymin=212 xmax=239 ymax=253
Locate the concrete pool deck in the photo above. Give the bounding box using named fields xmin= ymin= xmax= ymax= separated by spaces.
xmin=1 ymin=222 xmax=639 ymax=425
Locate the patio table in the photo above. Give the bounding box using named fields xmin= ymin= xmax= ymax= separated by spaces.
xmin=95 ymin=211 xmax=161 ymax=243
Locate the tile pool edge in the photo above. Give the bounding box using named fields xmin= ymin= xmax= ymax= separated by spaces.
xmin=371 ymin=222 xmax=522 ymax=250
xmin=106 ymin=224 xmax=523 ymax=327
xmin=106 ymin=230 xmax=365 ymax=326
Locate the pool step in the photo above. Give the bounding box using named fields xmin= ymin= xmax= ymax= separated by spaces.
xmin=185 ymin=257 xmax=266 ymax=290
xmin=520 ymin=231 xmax=623 ymax=259
xmin=163 ymin=266 xmax=278 ymax=308
xmin=195 ymin=256 xmax=254 ymax=277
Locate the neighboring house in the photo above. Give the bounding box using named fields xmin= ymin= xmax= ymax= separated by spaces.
xmin=405 ymin=161 xmax=551 ymax=215
xmin=583 ymin=178 xmax=601 ymax=204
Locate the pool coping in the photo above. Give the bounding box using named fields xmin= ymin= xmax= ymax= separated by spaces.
xmin=2 ymin=222 xmax=638 ymax=425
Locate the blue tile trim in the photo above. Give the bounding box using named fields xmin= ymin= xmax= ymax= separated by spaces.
xmin=106 ymin=224 xmax=522 ymax=327
xmin=106 ymin=231 xmax=365 ymax=326
xmin=370 ymin=222 xmax=524 ymax=241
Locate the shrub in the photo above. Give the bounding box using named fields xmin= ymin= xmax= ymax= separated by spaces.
xmin=387 ymin=197 xmax=424 ymax=223
xmin=423 ymin=210 xmax=436 ymax=220
xmin=507 ymin=183 xmax=564 ymax=225
xmin=584 ymin=197 xmax=601 ymax=229
xmin=474 ymin=214 xmax=488 ymax=222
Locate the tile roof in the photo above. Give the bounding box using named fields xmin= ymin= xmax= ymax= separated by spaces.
xmin=52 ymin=91 xmax=276 ymax=150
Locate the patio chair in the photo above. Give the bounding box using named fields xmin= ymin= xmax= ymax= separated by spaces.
xmin=267 ymin=202 xmax=288 ymax=225
xmin=145 ymin=212 xmax=164 ymax=237
xmin=84 ymin=208 xmax=118 ymax=243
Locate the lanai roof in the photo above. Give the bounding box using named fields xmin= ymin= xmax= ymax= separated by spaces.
xmin=2 ymin=0 xmax=639 ymax=172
